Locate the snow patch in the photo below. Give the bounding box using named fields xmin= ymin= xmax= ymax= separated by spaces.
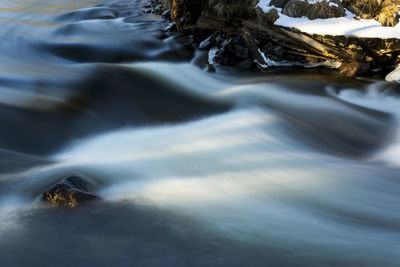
xmin=257 ymin=0 xmax=400 ymax=39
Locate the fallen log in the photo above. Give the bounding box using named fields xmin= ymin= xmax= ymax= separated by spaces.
xmin=152 ymin=0 xmax=400 ymax=78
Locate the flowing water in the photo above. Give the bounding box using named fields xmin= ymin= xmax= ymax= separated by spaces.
xmin=0 ymin=0 xmax=399 ymax=266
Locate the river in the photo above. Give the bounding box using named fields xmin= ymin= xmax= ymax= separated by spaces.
xmin=0 ymin=0 xmax=399 ymax=266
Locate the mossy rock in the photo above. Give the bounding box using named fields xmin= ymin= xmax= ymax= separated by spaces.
xmin=42 ymin=176 xmax=98 ymax=208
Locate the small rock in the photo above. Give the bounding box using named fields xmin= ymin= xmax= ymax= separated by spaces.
xmin=154 ymin=4 xmax=162 ymax=13
xmin=162 ymin=9 xmax=171 ymax=18
xmin=282 ymin=0 xmax=311 ymax=18
xmin=236 ymin=58 xmax=254 ymax=69
xmin=42 ymin=176 xmax=98 ymax=208
xmin=179 ymin=16 xmax=187 ymax=24
xmin=269 ymin=0 xmax=290 ymax=8
xmin=273 ymin=45 xmax=286 ymax=58
xmin=199 ymin=34 xmax=213 ymax=49
xmin=165 ymin=22 xmax=177 ymax=31
xmin=236 ymin=46 xmax=249 ymax=59
xmin=339 ymin=61 xmax=369 ymax=77
xmin=228 ymin=43 xmax=249 ymax=59
xmin=230 ymin=35 xmax=242 ymax=44
xmin=264 ymin=8 xmax=280 ymax=24
xmin=187 ymin=34 xmax=195 ymax=45
xmin=215 ymin=34 xmax=224 ymax=44
xmin=221 ymin=54 xmax=230 ymax=65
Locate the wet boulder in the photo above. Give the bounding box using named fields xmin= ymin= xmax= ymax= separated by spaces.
xmin=42 ymin=176 xmax=98 ymax=208
xmin=338 ymin=61 xmax=370 ymax=77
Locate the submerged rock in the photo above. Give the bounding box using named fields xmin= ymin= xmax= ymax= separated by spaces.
xmin=42 ymin=176 xmax=98 ymax=208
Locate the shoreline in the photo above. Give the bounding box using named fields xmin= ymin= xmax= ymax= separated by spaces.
xmin=147 ymin=0 xmax=400 ymax=80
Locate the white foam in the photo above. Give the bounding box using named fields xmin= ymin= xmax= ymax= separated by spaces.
xmin=45 ymin=106 xmax=400 ymax=250
xmin=333 ymin=84 xmax=400 ymax=165
xmin=0 ymin=196 xmax=31 ymax=236
xmin=126 ymin=62 xmax=233 ymax=97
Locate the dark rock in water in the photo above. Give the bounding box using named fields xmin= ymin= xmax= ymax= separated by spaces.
xmin=162 ymin=9 xmax=171 ymax=18
xmin=42 ymin=176 xmax=98 ymax=208
xmin=228 ymin=43 xmax=249 ymax=59
xmin=236 ymin=58 xmax=254 ymax=69
xmin=273 ymin=45 xmax=285 ymax=58
xmin=199 ymin=34 xmax=214 ymax=49
xmin=339 ymin=61 xmax=369 ymax=77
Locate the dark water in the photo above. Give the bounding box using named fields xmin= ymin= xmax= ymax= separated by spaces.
xmin=0 ymin=0 xmax=400 ymax=266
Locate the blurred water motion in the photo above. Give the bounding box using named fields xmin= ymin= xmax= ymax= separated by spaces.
xmin=0 ymin=0 xmax=399 ymax=266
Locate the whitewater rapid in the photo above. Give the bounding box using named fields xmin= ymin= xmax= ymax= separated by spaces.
xmin=0 ymin=0 xmax=399 ymax=265
xmin=2 ymin=100 xmax=399 ymax=265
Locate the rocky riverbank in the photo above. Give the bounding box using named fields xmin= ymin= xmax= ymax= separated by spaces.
xmin=146 ymin=0 xmax=400 ymax=79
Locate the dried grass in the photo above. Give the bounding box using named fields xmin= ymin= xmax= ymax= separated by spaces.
xmin=308 ymin=1 xmax=345 ymax=20
xmin=343 ymin=0 xmax=399 ymax=26
xmin=344 ymin=0 xmax=398 ymax=18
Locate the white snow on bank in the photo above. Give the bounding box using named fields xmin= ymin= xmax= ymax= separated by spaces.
xmin=257 ymin=0 xmax=276 ymax=14
xmin=256 ymin=48 xmax=342 ymax=69
xmin=257 ymin=0 xmax=400 ymax=39
xmin=276 ymin=15 xmax=400 ymax=39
